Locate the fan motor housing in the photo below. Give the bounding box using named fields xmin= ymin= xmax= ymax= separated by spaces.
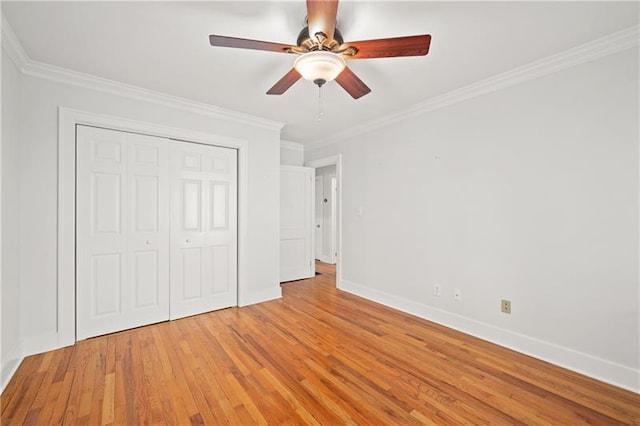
xmin=297 ymin=26 xmax=344 ymax=49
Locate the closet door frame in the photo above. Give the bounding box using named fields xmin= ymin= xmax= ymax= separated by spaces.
xmin=58 ymin=107 xmax=250 ymax=347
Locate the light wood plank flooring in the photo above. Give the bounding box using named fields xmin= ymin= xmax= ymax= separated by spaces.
xmin=2 ymin=262 xmax=639 ymax=424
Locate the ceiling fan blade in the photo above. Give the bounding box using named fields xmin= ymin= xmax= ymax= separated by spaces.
xmin=342 ymin=34 xmax=432 ymax=59
xmin=209 ymin=35 xmax=295 ymax=54
xmin=335 ymin=66 xmax=371 ymax=99
xmin=306 ymin=0 xmax=339 ymax=43
xmin=267 ymin=68 xmax=302 ymax=95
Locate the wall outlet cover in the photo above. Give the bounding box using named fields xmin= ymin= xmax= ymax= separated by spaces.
xmin=433 ymin=283 xmax=442 ymax=297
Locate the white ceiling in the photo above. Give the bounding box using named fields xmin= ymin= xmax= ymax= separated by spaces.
xmin=3 ymin=1 xmax=638 ymax=144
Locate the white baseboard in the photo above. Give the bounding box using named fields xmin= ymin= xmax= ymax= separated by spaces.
xmin=21 ymin=330 xmax=60 ymax=357
xmin=240 ymin=286 xmax=282 ymax=307
xmin=338 ymin=278 xmax=639 ymax=393
xmin=1 ymin=344 xmax=24 ymax=393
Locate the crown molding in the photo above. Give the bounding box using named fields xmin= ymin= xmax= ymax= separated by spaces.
xmin=22 ymin=60 xmax=285 ymax=131
xmin=280 ymin=139 xmax=304 ymax=152
xmin=306 ymin=24 xmax=640 ymax=151
xmin=1 ymin=14 xmax=28 ymax=70
xmin=1 ymin=14 xmax=284 ymax=132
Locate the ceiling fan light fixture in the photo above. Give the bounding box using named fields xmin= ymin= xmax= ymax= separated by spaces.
xmin=294 ymin=51 xmax=346 ymax=87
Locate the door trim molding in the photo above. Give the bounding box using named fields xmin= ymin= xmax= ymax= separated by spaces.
xmin=305 ymin=155 xmax=343 ymax=286
xmin=58 ymin=107 xmax=249 ymax=347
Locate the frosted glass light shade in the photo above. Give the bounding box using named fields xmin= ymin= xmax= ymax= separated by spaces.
xmin=294 ymin=51 xmax=346 ymax=85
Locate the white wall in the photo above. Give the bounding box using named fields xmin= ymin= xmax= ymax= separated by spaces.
xmin=15 ymin=73 xmax=282 ymax=353
xmin=1 ymin=50 xmax=22 ymax=389
xmin=280 ymin=140 xmax=304 ymax=166
xmin=316 ymin=165 xmax=336 ymax=263
xmin=306 ymin=48 xmax=639 ymax=391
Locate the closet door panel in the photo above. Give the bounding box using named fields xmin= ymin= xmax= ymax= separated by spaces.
xmin=127 ymin=133 xmax=170 ymax=318
xmin=76 ymin=126 xmax=170 ymax=340
xmin=170 ymin=141 xmax=238 ymax=320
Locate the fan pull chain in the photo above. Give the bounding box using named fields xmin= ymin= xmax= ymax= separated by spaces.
xmin=317 ymin=85 xmax=324 ymax=121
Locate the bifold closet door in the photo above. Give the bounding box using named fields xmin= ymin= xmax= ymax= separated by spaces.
xmin=76 ymin=126 xmax=170 ymax=340
xmin=169 ymin=141 xmax=238 ymax=320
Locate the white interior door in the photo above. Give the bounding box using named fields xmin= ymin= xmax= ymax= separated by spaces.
xmin=280 ymin=166 xmax=314 ymax=282
xmin=76 ymin=125 xmax=170 ymax=340
xmin=315 ymin=177 xmax=323 ymax=260
xmin=170 ymin=141 xmax=238 ymax=320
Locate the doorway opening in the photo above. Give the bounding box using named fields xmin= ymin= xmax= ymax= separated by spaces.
xmin=305 ymin=155 xmax=342 ymax=289
xmin=314 ymin=166 xmax=337 ymax=265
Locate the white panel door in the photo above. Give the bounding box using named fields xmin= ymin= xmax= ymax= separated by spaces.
xmin=314 ymin=177 xmax=323 ymax=260
xmin=76 ymin=126 xmax=170 ymax=340
xmin=280 ymin=166 xmax=314 ymax=282
xmin=170 ymin=141 xmax=237 ymax=319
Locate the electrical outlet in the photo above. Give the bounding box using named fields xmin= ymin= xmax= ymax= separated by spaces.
xmin=501 ymin=299 xmax=512 ymax=314
xmin=433 ymin=283 xmax=442 ymax=297
xmin=454 ymin=288 xmax=462 ymax=300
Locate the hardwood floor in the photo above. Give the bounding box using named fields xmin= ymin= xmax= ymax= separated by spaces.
xmin=2 ymin=262 xmax=639 ymax=425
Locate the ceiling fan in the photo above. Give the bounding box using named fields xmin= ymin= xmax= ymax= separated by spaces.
xmin=209 ymin=0 xmax=432 ymax=99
